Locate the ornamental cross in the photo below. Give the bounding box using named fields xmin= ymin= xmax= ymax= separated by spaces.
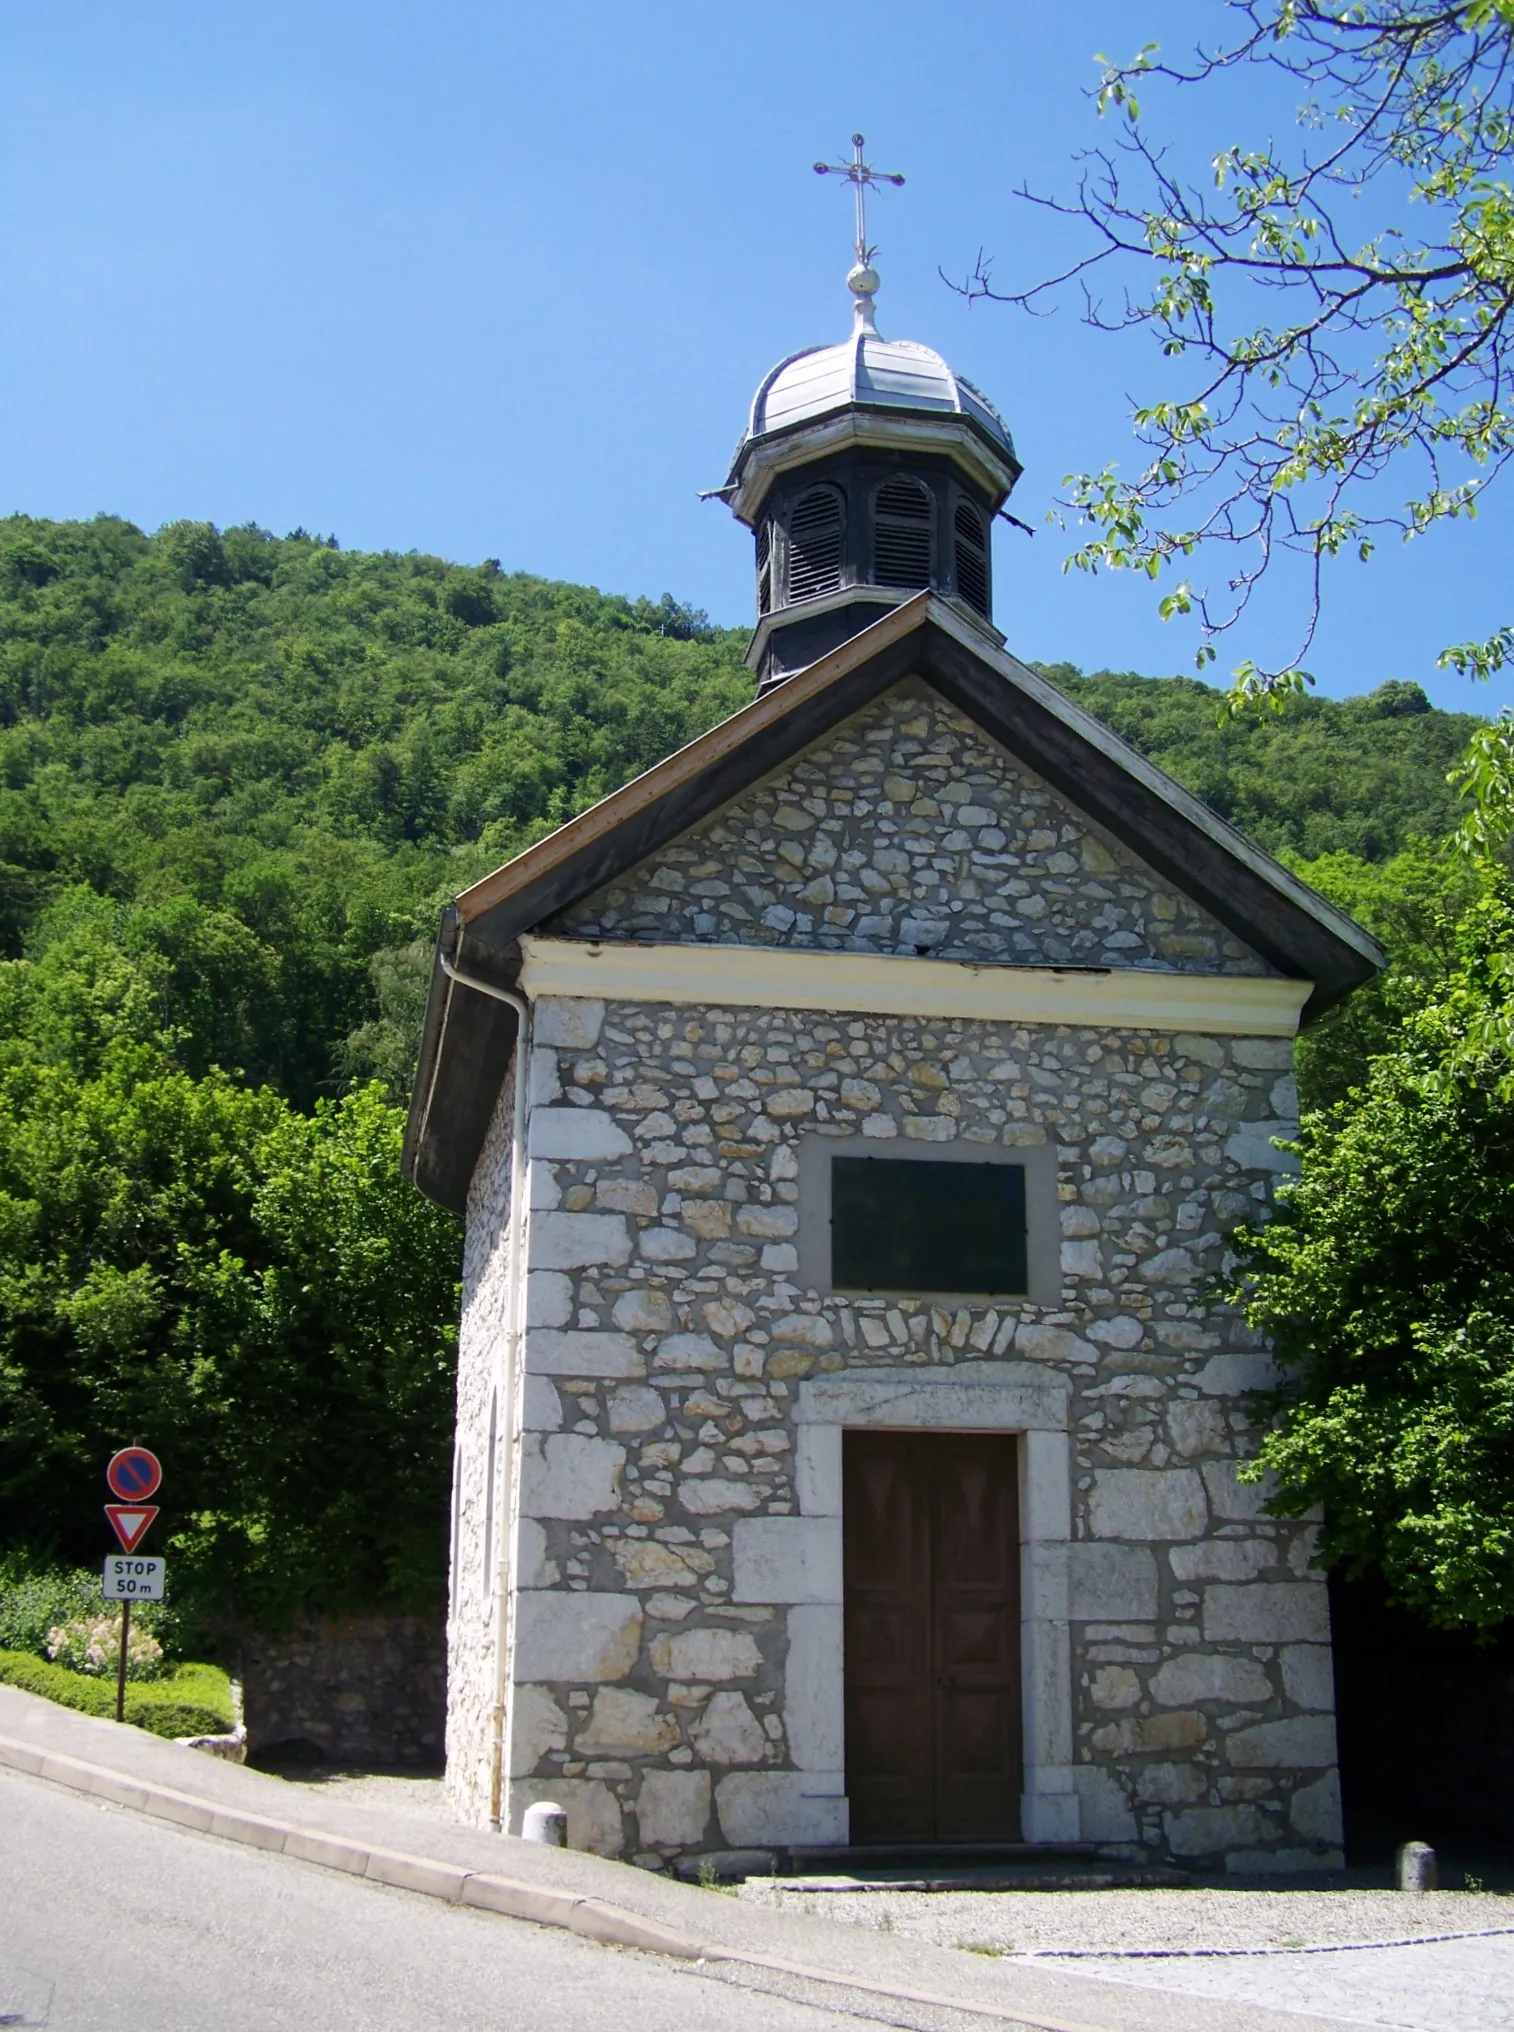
xmin=813 ymin=133 xmax=905 ymax=269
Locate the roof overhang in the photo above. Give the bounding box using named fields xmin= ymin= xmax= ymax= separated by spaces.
xmin=404 ymin=594 xmax=1384 ymax=1213
xmin=726 ymin=406 xmax=1022 ymax=525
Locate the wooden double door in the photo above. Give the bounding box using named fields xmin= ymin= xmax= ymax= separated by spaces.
xmin=842 ymin=1432 xmax=1022 ymax=1844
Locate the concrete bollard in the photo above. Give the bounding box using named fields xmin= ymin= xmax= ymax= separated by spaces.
xmin=1398 ymin=1841 xmax=1437 ymax=1893
xmin=521 ymin=1801 xmax=568 ymax=1848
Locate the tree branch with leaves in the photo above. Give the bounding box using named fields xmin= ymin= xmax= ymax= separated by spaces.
xmin=962 ymin=1 xmax=1514 ymax=702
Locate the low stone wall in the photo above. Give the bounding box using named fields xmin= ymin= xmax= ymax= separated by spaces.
xmin=241 ymin=1613 xmax=445 ymax=1767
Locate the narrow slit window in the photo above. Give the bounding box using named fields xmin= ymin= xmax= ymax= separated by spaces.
xmin=831 ymin=1156 xmax=1027 ymax=1295
xmin=787 ymin=486 xmax=844 ymax=600
xmin=873 ymin=476 xmax=934 ymax=589
xmin=756 ymin=520 xmax=773 ymax=615
xmin=954 ymin=501 xmax=989 ymax=615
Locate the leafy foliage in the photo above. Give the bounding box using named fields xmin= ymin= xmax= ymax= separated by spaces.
xmin=969 ymin=2 xmax=1514 ymax=696
xmin=1235 ymin=889 xmax=1514 ymax=1628
xmin=0 ymin=1646 xmax=232 ymax=1738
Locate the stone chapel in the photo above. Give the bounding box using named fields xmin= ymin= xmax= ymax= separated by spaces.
xmin=403 ymin=244 xmax=1383 ymax=1873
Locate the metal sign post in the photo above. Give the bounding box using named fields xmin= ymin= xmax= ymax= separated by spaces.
xmin=102 ymin=1447 xmax=164 ymax=1722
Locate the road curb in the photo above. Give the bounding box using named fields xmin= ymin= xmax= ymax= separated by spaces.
xmin=0 ymin=1729 xmax=1110 ymax=2031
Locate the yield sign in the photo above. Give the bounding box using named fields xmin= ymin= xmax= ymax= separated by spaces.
xmin=105 ymin=1504 xmax=158 ymax=1553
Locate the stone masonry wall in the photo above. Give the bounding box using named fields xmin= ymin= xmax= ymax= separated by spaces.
xmin=492 ymin=992 xmax=1340 ymax=1871
xmin=549 ymin=684 xmax=1269 ymax=977
xmin=242 ymin=1613 xmax=445 ymax=1767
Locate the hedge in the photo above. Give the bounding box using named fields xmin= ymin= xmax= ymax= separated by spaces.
xmin=0 ymin=1648 xmax=233 ymax=1739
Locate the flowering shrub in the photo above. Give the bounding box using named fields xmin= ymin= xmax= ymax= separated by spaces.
xmin=45 ymin=1614 xmax=164 ymax=1681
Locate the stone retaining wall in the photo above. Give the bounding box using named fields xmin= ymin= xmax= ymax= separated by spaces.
xmin=242 ymin=1612 xmax=445 ymax=1767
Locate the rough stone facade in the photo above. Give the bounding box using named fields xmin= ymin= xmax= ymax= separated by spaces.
xmin=444 ymin=680 xmax=1343 ymax=1872
xmin=241 ymin=1613 xmax=445 ymax=1766
xmin=551 ymin=686 xmax=1268 ymax=976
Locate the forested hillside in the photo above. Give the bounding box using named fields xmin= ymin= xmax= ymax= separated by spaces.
xmin=0 ymin=512 xmax=1491 ymax=1624
xmin=0 ymin=514 xmax=1481 ymax=1112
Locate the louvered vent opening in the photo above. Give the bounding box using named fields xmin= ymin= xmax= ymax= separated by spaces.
xmin=874 ymin=477 xmax=934 ymax=589
xmin=756 ymin=520 xmax=772 ymax=615
xmin=787 ymin=487 xmax=844 ymax=601
xmin=954 ymin=502 xmax=989 ymax=615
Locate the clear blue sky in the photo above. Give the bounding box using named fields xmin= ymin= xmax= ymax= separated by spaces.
xmin=2 ymin=0 xmax=1507 ymax=714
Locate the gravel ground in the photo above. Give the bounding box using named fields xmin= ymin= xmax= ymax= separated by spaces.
xmin=256 ymin=1764 xmax=451 ymax=1822
xmin=736 ymin=1882 xmax=1514 ymax=1956
xmin=1034 ymin=1935 xmax=1514 ymax=2032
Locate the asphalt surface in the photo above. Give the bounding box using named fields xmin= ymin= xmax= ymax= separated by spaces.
xmin=2 ymin=1767 xmax=863 ymax=2032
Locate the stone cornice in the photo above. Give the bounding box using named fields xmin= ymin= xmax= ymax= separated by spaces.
xmin=517 ymin=937 xmax=1312 ymax=1037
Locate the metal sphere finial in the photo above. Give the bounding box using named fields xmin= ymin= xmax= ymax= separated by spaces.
xmin=814 ymin=133 xmax=905 ymax=332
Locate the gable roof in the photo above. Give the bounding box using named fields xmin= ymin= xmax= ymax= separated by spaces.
xmin=404 ymin=594 xmax=1383 ymax=1211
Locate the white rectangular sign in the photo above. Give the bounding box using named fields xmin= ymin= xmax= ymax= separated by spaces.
xmin=102 ymin=1556 xmax=164 ymax=1601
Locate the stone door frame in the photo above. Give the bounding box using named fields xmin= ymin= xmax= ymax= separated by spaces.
xmin=781 ymin=1361 xmax=1078 ymax=1844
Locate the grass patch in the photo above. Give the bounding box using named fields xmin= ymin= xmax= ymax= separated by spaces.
xmin=0 ymin=1646 xmax=232 ymax=1738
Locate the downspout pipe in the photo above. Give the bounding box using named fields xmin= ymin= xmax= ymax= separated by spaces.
xmin=438 ymin=947 xmax=530 ymax=1834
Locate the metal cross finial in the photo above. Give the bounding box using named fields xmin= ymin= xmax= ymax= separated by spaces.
xmin=814 ymin=132 xmax=904 ymax=267
xmin=814 ymin=133 xmax=904 ymax=331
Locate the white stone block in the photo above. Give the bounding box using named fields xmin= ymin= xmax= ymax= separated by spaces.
xmin=1231 ymin=1038 xmax=1294 ymax=1069
xmin=1225 ymin=1120 xmax=1299 ymax=1173
xmin=715 ymin=1773 xmax=848 ymax=1848
xmin=796 ymin=1363 xmax=1069 ymax=1435
xmin=652 ymin=1332 xmax=720 ymax=1371
xmin=527 ymin=1108 xmax=632 ymax=1161
xmin=1169 ymin=1539 xmax=1275 ymax=1582
xmin=1203 ymin=1458 xmax=1278 ymax=1519
xmin=611 ymin=1287 xmax=673 ymax=1332
xmin=640 ymin=1227 xmax=697 ymax=1262
xmin=514 ymin=1517 xmax=554 ymax=1588
xmin=1021 ymin=1428 xmax=1072 ymax=1543
xmin=1165 ymin=1804 xmax=1265 ymax=1856
xmin=575 ymin=1686 xmax=678 ymax=1755
xmin=524 ymin=1329 xmax=643 ymax=1378
xmin=1227 ymin=1716 xmax=1338 ymax=1768
xmin=1149 ymin=1652 xmax=1272 ymax=1707
xmin=528 ymin=1047 xmax=562 ymax=1107
xmin=635 ymin=1769 xmax=711 ymax=1848
xmin=526 ymin=1271 xmax=574 ymax=1328
xmin=1060 ymin=1240 xmax=1102 ymax=1278
xmin=733 ymin=1517 xmax=843 ymax=1604
xmin=1022 ymin=1541 xmax=1069 ymax=1620
xmin=1087 ymin=1468 xmax=1208 ymax=1541
xmin=513 ymin=1592 xmax=642 ymax=1682
xmin=1068 ymin=1542 xmax=1159 ymax=1621
xmin=795 ymin=1425 xmax=842 ymax=1516
xmin=649 ymin=1626 xmax=761 ymax=1682
xmin=1021 ymin=1784 xmax=1081 ymax=1843
xmin=690 ymin=1691 xmax=766 ymax=1764
xmin=530 ymin=1212 xmax=631 ymax=1270
xmin=1281 ymin=1644 xmax=1337 ymax=1712
xmin=520 ymin=1375 xmax=563 ymax=1431
xmin=1015 ymin=1324 xmax=1096 ymax=1363
xmin=785 ymin=1605 xmax=844 ymax=1773
xmin=1194 ymin=1352 xmax=1282 ymax=1397
xmin=520 ymin=1434 xmax=625 ymax=1519
xmin=680 ymin=1478 xmax=763 ymax=1515
xmin=533 ymin=997 xmax=605 ymax=1048
xmin=606 ymin=1385 xmax=666 ymax=1435
xmin=1072 ymin=1765 xmax=1136 ymax=1842
xmin=528 ymin=1160 xmax=560 ymax=1210
xmin=507 ymin=1683 xmax=568 ymax=1776
xmin=1203 ymin=1582 xmax=1330 ymax=1644
xmin=1290 ymin=1769 xmax=1343 ymax=1844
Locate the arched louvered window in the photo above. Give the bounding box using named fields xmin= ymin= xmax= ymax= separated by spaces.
xmin=873 ymin=476 xmax=934 ymax=588
xmin=786 ymin=486 xmax=845 ymax=601
xmin=756 ymin=520 xmax=773 ymax=615
xmin=954 ymin=501 xmax=989 ymax=615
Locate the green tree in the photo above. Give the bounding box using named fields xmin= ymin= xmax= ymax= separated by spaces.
xmin=1234 ymin=886 xmax=1514 ymax=1629
xmin=971 ymin=2 xmax=1514 ymax=700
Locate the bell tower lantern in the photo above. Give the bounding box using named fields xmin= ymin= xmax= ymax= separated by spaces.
xmin=725 ymin=137 xmax=1023 ymax=693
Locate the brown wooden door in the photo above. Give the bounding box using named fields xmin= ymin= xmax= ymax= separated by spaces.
xmin=843 ymin=1431 xmax=1022 ymax=1844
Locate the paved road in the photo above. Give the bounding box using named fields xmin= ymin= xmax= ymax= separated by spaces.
xmin=1 ymin=1768 xmax=864 ymax=2032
